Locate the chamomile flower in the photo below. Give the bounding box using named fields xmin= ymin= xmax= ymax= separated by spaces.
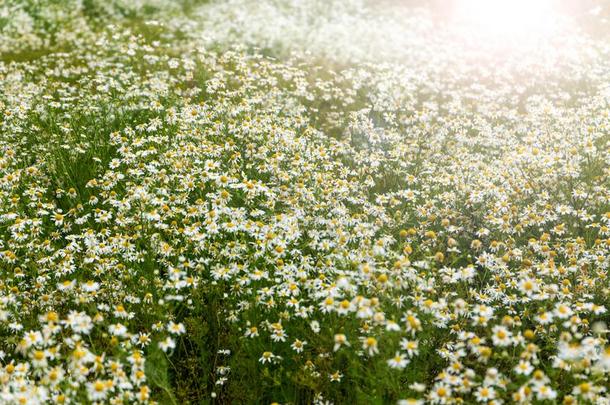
xmin=361 ymin=336 xmax=379 ymax=356
xmin=387 ymin=352 xmax=409 ymax=369
xmin=159 ymin=337 xmax=176 ymax=353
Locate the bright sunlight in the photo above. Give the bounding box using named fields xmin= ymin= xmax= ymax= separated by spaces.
xmin=453 ymin=0 xmax=560 ymax=41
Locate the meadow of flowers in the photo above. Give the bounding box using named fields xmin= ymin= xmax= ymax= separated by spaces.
xmin=1 ymin=0 xmax=610 ymax=403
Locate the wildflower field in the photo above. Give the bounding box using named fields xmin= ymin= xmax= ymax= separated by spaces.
xmin=1 ymin=0 xmax=610 ymax=403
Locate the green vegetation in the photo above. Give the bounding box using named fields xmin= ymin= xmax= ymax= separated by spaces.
xmin=1 ymin=0 xmax=610 ymax=404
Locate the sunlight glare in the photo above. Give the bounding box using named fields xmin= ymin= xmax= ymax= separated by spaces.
xmin=454 ymin=0 xmax=559 ymax=42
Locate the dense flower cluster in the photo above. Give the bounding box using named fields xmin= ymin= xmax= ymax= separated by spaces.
xmin=1 ymin=0 xmax=609 ymax=403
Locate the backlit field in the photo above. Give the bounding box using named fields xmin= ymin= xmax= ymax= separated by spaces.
xmin=1 ymin=0 xmax=610 ymax=403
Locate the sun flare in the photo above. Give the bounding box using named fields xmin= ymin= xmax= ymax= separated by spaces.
xmin=454 ymin=0 xmax=560 ymax=41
